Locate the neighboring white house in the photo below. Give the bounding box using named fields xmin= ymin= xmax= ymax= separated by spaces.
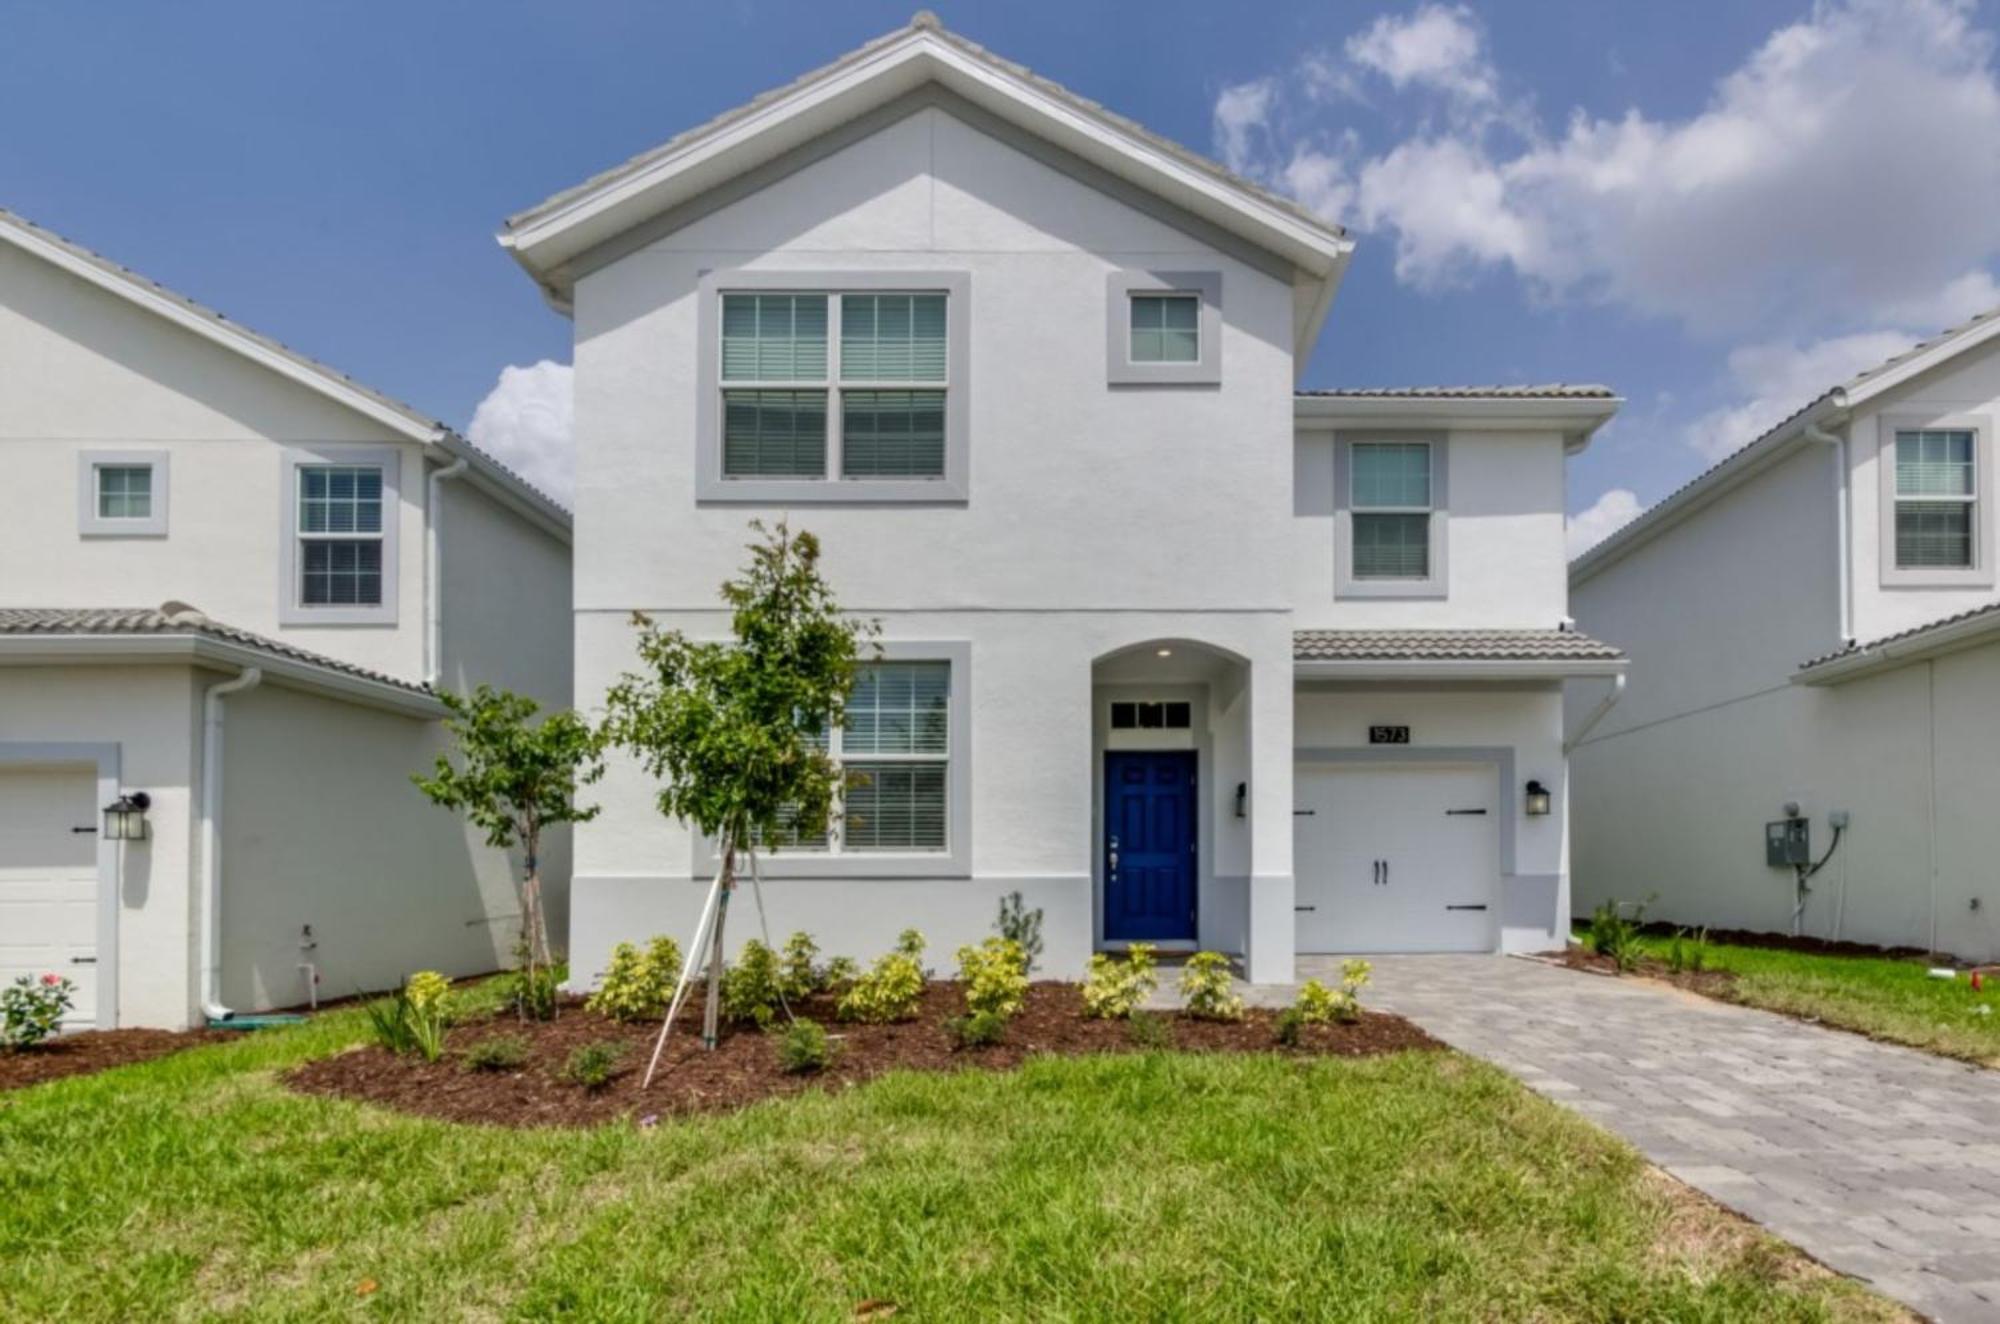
xmin=1570 ymin=309 xmax=2000 ymax=961
xmin=502 ymin=14 xmax=1625 ymax=988
xmin=0 ymin=208 xmax=574 ymax=1030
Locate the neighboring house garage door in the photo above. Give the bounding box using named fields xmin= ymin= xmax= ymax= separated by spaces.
xmin=0 ymin=767 xmax=101 ymax=1030
xmin=1294 ymin=763 xmax=1498 ymax=953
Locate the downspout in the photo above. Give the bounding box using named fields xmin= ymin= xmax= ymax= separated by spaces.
xmin=425 ymin=455 xmax=469 ymax=687
xmin=1803 ymin=423 xmax=1853 ymax=646
xmin=199 ymin=666 xmax=263 ymax=1022
xmin=1563 ymin=673 xmax=1627 ymax=754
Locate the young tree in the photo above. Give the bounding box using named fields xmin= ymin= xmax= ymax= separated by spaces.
xmin=601 ymin=520 xmax=875 ymax=1050
xmin=413 ymin=687 xmax=605 ymax=1002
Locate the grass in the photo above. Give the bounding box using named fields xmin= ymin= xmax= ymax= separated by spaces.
xmin=1593 ymin=929 xmax=2000 ymax=1065
xmin=0 ymin=995 xmax=1899 ymax=1322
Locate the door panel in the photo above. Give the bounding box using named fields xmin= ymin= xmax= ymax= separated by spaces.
xmin=1104 ymin=751 xmax=1196 ymax=941
xmin=1294 ymin=763 xmax=1497 ymax=954
xmin=0 ymin=767 xmax=100 ymax=1030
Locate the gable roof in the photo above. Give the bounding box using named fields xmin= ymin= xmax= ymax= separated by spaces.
xmin=0 ymin=207 xmax=571 ymax=540
xmin=1571 ymin=305 xmax=2000 ymax=584
xmin=500 ymin=12 xmax=1354 ymax=357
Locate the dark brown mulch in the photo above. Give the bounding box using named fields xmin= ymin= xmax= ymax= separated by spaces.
xmin=0 ymin=1026 xmax=235 ymax=1092
xmin=1551 ymin=945 xmax=1740 ymax=997
xmin=286 ymin=981 xmax=1442 ymax=1129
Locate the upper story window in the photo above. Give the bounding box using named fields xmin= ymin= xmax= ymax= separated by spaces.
xmin=697 ymin=272 xmax=970 ymax=503
xmin=1877 ymin=415 xmax=1993 ymax=590
xmin=1106 ymin=270 xmax=1221 ymax=385
xmin=281 ymin=446 xmax=400 ymax=625
xmin=77 ymin=451 xmax=169 ymax=537
xmin=1335 ymin=433 xmax=1449 ymax=600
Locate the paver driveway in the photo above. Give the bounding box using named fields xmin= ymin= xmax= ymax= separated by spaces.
xmin=1326 ymin=953 xmax=2000 ymax=1323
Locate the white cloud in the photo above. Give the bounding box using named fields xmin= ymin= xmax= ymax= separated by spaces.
xmin=1212 ymin=78 xmax=1274 ymax=175
xmin=1355 ymin=137 xmax=1536 ymax=288
xmin=1681 ymin=328 xmax=1915 ymax=461
xmin=1567 ymin=487 xmax=1644 ymax=558
xmin=467 ymin=360 xmax=574 ymax=506
xmin=1344 ymin=4 xmax=1495 ymax=106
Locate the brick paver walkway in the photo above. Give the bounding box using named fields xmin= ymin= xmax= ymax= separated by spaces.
xmin=1318 ymin=954 xmax=2000 ymax=1323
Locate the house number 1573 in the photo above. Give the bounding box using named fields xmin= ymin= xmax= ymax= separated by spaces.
xmin=1369 ymin=725 xmax=1411 ymax=744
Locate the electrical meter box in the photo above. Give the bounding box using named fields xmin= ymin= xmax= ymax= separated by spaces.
xmin=1766 ymin=817 xmax=1810 ymax=867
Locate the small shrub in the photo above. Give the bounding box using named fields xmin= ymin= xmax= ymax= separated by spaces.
xmin=996 ymin=891 xmax=1044 ymax=974
xmin=564 ymin=1040 xmax=624 ymax=1091
xmin=404 ymin=971 xmax=453 ymax=1062
xmin=1295 ymin=979 xmax=1349 ymax=1026
xmin=956 ymin=937 xmax=1028 ymax=1020
xmin=777 ymin=1019 xmax=834 ymax=1074
xmin=587 ymin=936 xmax=683 ymax=1022
xmin=363 ymin=987 xmax=418 ymax=1056
xmin=822 ymin=955 xmax=860 ymax=988
xmin=2 ymin=973 xmax=75 ymax=1049
xmin=1126 ymin=1011 xmax=1174 ymax=1050
xmin=1589 ymin=900 xmax=1648 ymax=973
xmin=1179 ymin=951 xmax=1243 ymax=1022
xmin=462 ymin=1035 xmax=528 ymax=1072
xmin=945 ymin=1008 xmax=1009 ymax=1048
xmin=506 ymin=959 xmax=561 ymax=1022
xmin=1273 ymin=1005 xmax=1306 ymax=1047
xmin=722 ymin=939 xmax=786 ymax=1029
xmin=1667 ymin=926 xmax=1710 ymax=974
xmin=838 ymin=935 xmax=928 ymax=1024
xmin=1082 ymin=943 xmax=1157 ymax=1019
xmin=779 ymin=931 xmax=823 ymax=1001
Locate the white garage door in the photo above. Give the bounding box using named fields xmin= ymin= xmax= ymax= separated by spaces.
xmin=0 ymin=767 xmax=101 ymax=1031
xmin=1294 ymin=763 xmax=1498 ymax=954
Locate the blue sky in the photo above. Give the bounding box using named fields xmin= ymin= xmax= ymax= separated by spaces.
xmin=6 ymin=0 xmax=1999 ymax=549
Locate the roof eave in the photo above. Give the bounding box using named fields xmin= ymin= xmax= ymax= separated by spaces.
xmin=0 ymin=633 xmax=444 ymax=716
xmin=1794 ymin=610 xmax=2000 ymax=686
xmin=1294 ymin=394 xmax=1621 ymax=445
xmin=1295 ymin=657 xmax=1628 ymax=681
xmin=433 ymin=432 xmax=572 ymax=543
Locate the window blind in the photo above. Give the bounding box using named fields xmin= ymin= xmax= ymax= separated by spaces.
xmin=840 ymin=390 xmax=946 ymax=478
xmin=721 ymin=294 xmax=827 ymax=381
xmin=723 ymin=390 xmax=828 ymax=478
xmin=1352 ymin=512 xmax=1431 ymax=578
xmin=841 ymin=294 xmax=946 ymax=381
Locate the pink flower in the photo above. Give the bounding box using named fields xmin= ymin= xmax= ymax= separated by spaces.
xmin=41 ymin=973 xmax=60 ymax=986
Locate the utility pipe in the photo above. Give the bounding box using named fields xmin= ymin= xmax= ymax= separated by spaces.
xmin=199 ymin=666 xmax=262 ymax=1022
xmin=1803 ymin=423 xmax=1853 ymax=647
xmin=1563 ymin=672 xmax=1627 ymax=754
xmin=424 ymin=456 xmax=469 ymax=687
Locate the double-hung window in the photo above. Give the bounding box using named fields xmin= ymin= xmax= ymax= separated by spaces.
xmin=77 ymin=451 xmax=169 ymax=536
xmin=282 ymin=447 xmax=399 ymax=624
xmin=704 ymin=274 xmax=968 ymax=500
xmin=1350 ymin=441 xmax=1434 ymax=579
xmin=1893 ymin=428 xmax=1976 ymax=569
xmin=764 ymin=661 xmax=953 ymax=855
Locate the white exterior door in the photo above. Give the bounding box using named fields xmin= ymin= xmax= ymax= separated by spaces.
xmin=0 ymin=767 xmax=102 ymax=1030
xmin=1294 ymin=763 xmax=1498 ymax=953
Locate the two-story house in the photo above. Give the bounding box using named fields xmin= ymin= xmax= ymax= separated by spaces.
xmin=1571 ymin=310 xmax=2000 ymax=962
xmin=0 ymin=209 xmax=573 ymax=1029
xmin=502 ymin=15 xmax=1624 ymax=988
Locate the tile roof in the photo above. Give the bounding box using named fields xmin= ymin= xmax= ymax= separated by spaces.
xmin=1294 ymin=628 xmax=1624 ymax=663
xmin=1798 ymin=601 xmax=2000 ymax=672
xmin=1295 ymin=385 xmax=1617 ymax=399
xmin=0 ymin=606 xmax=430 ymax=695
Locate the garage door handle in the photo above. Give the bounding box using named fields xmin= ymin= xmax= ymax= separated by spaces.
xmin=1445 ymin=808 xmax=1487 ymax=816
xmin=1293 ymin=809 xmax=1316 ymax=816
xmin=1445 ymin=904 xmax=1488 ymax=912
xmin=70 ymin=955 xmax=97 ymax=964
xmin=71 ymin=825 xmax=98 ymax=834
xmin=1294 ymin=905 xmax=1317 ymax=912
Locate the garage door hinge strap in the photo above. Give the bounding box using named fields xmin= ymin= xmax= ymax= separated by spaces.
xmin=1445 ymin=904 xmax=1489 ymax=912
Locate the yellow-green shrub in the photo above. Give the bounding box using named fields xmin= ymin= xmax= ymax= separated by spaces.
xmin=779 ymin=931 xmax=822 ymax=1000
xmin=587 ymin=935 xmax=683 ymax=1022
xmin=956 ymin=937 xmax=1028 ymax=1019
xmin=838 ymin=932 xmax=928 ymax=1024
xmin=1082 ymin=943 xmax=1157 ymax=1019
xmin=1179 ymin=951 xmax=1243 ymax=1022
xmin=721 ymin=939 xmax=785 ymax=1028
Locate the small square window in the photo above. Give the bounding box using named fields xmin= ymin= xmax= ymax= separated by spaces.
xmin=78 ymin=452 xmax=168 ymax=536
xmin=96 ymin=466 xmax=153 ymax=520
xmin=1130 ymin=294 xmax=1200 ymax=363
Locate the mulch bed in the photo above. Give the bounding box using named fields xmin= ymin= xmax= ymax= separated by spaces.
xmin=1548 ymin=945 xmax=1740 ymax=998
xmin=1 ymin=1026 xmax=235 ymax=1092
xmin=286 ymin=981 xmax=1441 ymax=1129
xmin=1627 ymin=923 xmax=1932 ymax=962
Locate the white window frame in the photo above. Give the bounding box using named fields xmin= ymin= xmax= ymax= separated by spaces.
xmin=696 ymin=270 xmax=971 ymax=503
xmin=77 ymin=450 xmax=169 ymax=537
xmin=1878 ymin=413 xmax=1995 ymax=589
xmin=696 ymin=642 xmax=971 ymax=879
xmin=279 ymin=445 xmax=401 ymax=626
xmin=1106 ymin=269 xmax=1222 ymax=386
xmin=1334 ymin=432 xmax=1449 ymax=599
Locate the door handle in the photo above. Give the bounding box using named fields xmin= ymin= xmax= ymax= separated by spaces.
xmin=1108 ymin=835 xmax=1119 ymax=877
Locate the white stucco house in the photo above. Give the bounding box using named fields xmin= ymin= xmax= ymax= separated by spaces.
xmin=502 ymin=14 xmax=1626 ymax=988
xmin=1571 ymin=308 xmax=2000 ymax=961
xmin=0 ymin=208 xmax=574 ymax=1030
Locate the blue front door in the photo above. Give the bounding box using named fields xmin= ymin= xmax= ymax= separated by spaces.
xmin=1104 ymin=750 xmax=1197 ymax=941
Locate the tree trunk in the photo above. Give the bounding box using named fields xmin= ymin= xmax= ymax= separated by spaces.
xmin=701 ymin=843 xmax=735 ymax=1050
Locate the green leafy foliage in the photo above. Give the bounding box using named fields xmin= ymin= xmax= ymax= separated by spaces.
xmin=2 ymin=974 xmax=75 ymax=1050
xmin=1667 ymin=927 xmax=1711 ymax=974
xmin=839 ymin=933 xmax=928 ymax=1024
xmin=505 ymin=953 xmax=562 ymax=1023
xmin=1589 ymin=900 xmax=1648 ymax=973
xmin=1082 ymin=943 xmax=1157 ymax=1020
xmin=776 ymin=1020 xmax=834 ymax=1074
xmin=586 ymin=937 xmax=683 ymax=1023
xmin=461 ymin=1035 xmax=528 ymax=1073
xmin=945 ymin=1009 xmax=1009 ymax=1049
xmin=1296 ymin=960 xmax=1371 ymax=1025
xmin=363 ymin=974 xmax=452 ymax=1063
xmin=1126 ymin=1011 xmax=1174 ymax=1050
xmin=564 ymin=1041 xmax=624 ymax=1092
xmin=995 ymin=891 xmax=1044 ymax=975
xmin=779 ymin=931 xmax=823 ymax=1001
xmin=722 ymin=939 xmax=787 ymax=1029
xmin=821 ymin=955 xmax=860 ymax=989
xmin=413 ymin=686 xmax=605 ymax=981
xmin=956 ymin=937 xmax=1028 ymax=1020
xmin=1179 ymin=951 xmax=1243 ymax=1022
xmin=1273 ymin=1006 xmax=1306 ymax=1047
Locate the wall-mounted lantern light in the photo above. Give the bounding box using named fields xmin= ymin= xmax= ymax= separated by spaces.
xmin=104 ymin=791 xmax=151 ymax=841
xmin=1523 ymin=780 xmax=1552 ymax=817
xmin=1234 ymin=782 xmax=1247 ymax=819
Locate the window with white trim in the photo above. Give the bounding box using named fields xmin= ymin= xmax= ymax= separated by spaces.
xmin=1350 ymin=441 xmax=1433 ymax=579
xmin=763 ymin=661 xmax=952 ymax=854
xmin=1894 ymin=428 xmax=1976 ymax=569
xmin=720 ymin=291 xmax=949 ymax=482
xmin=297 ymin=464 xmax=385 ymax=606
xmin=1128 ymin=293 xmax=1200 ymax=364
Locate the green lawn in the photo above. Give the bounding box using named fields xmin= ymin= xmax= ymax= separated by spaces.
xmin=0 ymin=1001 xmax=1898 ymax=1322
xmin=1610 ymin=930 xmax=2000 ymax=1065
